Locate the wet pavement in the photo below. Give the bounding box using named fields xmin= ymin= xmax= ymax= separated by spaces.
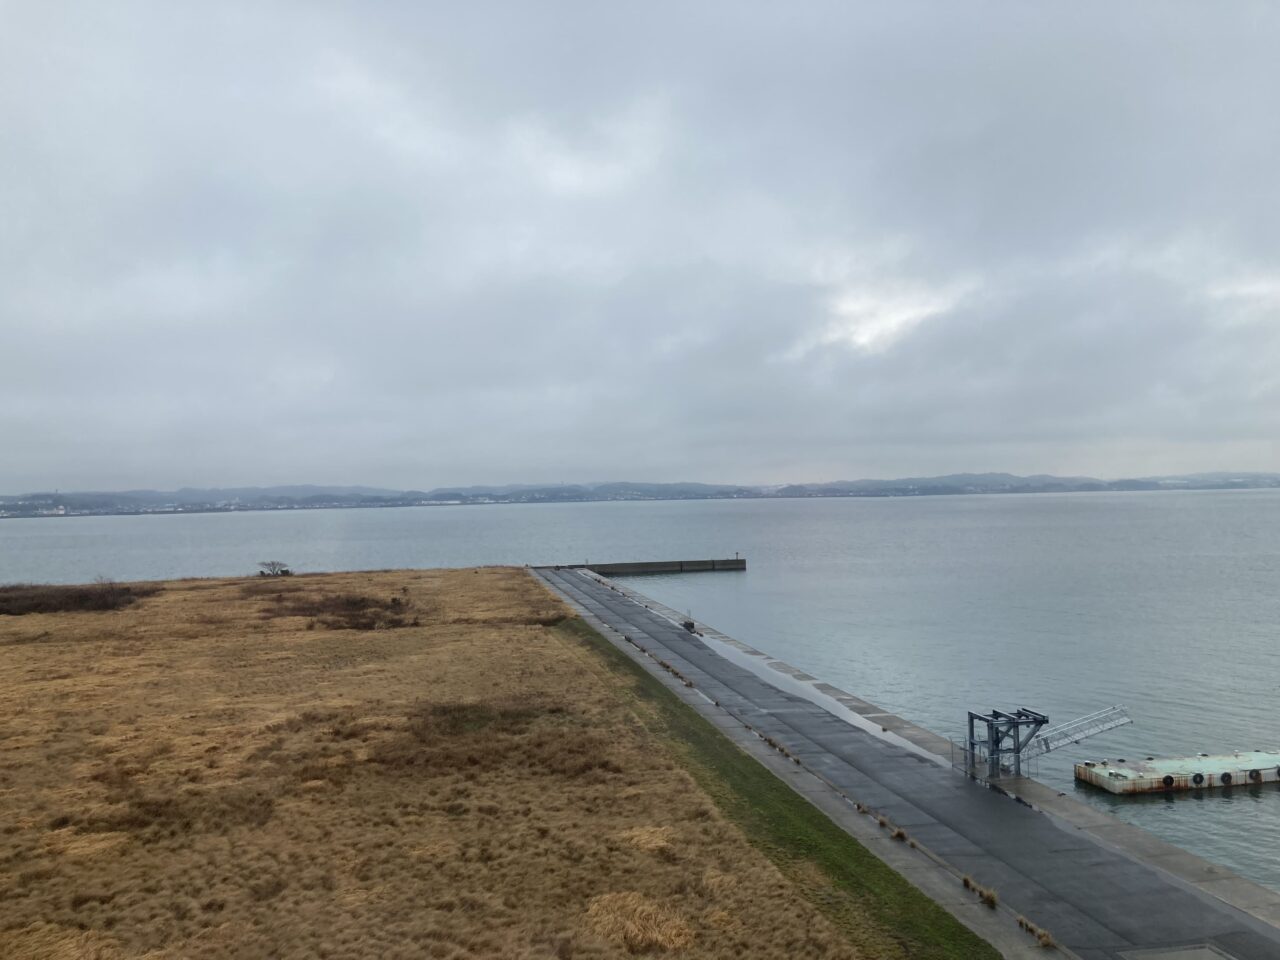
xmin=537 ymin=567 xmax=1280 ymax=960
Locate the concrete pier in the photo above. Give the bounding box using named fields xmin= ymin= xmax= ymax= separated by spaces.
xmin=1076 ymin=752 xmax=1280 ymax=794
xmin=535 ymin=566 xmax=1280 ymax=960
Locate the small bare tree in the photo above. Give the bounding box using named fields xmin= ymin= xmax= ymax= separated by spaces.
xmin=258 ymin=560 xmax=292 ymax=577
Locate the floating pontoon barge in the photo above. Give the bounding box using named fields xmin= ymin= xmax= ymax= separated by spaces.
xmin=1075 ymin=751 xmax=1280 ymax=794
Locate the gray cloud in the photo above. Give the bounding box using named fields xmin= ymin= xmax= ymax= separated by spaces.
xmin=3 ymin=2 xmax=1279 ymax=490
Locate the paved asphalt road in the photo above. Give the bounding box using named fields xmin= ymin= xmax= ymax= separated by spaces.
xmin=537 ymin=567 xmax=1280 ymax=960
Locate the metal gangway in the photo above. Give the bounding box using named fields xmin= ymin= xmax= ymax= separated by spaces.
xmin=1023 ymin=705 xmax=1132 ymax=758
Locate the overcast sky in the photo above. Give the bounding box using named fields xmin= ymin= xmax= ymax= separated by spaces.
xmin=3 ymin=3 xmax=1279 ymax=491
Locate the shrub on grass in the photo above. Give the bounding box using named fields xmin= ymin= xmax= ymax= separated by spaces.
xmin=408 ymin=700 xmax=548 ymax=738
xmin=261 ymin=591 xmax=417 ymax=630
xmin=367 ymin=698 xmax=623 ymax=781
xmin=0 ymin=579 xmax=159 ymax=616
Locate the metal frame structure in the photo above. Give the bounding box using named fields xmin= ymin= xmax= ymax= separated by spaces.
xmin=957 ymin=704 xmax=1132 ymax=782
xmin=967 ymin=708 xmax=1048 ymax=780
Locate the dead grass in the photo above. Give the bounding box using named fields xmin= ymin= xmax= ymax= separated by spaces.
xmin=0 ymin=567 xmax=876 ymax=959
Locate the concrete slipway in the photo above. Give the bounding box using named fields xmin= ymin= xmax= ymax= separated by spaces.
xmin=533 ymin=566 xmax=1280 ymax=960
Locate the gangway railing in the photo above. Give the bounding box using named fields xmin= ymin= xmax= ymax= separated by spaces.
xmin=1023 ymin=705 xmax=1131 ymax=758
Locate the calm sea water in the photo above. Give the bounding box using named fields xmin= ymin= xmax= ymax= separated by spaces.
xmin=4 ymin=491 xmax=1280 ymax=889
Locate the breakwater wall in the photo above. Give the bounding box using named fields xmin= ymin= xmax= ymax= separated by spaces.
xmin=560 ymin=558 xmax=745 ymax=576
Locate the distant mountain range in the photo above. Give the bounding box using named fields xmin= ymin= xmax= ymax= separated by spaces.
xmin=3 ymin=473 xmax=1280 ymax=519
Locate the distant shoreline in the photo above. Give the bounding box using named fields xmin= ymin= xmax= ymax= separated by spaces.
xmin=4 ymin=480 xmax=1278 ymax=521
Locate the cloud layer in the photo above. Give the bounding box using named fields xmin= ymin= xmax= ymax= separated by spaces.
xmin=3 ymin=2 xmax=1279 ymax=489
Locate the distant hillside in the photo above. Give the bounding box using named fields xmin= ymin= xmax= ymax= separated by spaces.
xmin=775 ymin=473 xmax=1108 ymax=497
xmin=3 ymin=473 xmax=1279 ymax=518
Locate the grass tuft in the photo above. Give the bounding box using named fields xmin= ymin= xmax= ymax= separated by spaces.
xmin=584 ymin=891 xmax=695 ymax=952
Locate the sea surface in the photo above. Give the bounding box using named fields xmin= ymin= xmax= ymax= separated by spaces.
xmin=4 ymin=491 xmax=1280 ymax=890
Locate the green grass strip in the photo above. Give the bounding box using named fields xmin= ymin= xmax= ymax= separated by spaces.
xmin=558 ymin=617 xmax=998 ymax=960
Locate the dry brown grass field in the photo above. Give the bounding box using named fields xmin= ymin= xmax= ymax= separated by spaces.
xmin=0 ymin=567 xmax=898 ymax=960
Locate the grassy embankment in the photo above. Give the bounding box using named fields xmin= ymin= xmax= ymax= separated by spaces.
xmin=558 ymin=618 xmax=997 ymax=959
xmin=0 ymin=568 xmax=995 ymax=960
